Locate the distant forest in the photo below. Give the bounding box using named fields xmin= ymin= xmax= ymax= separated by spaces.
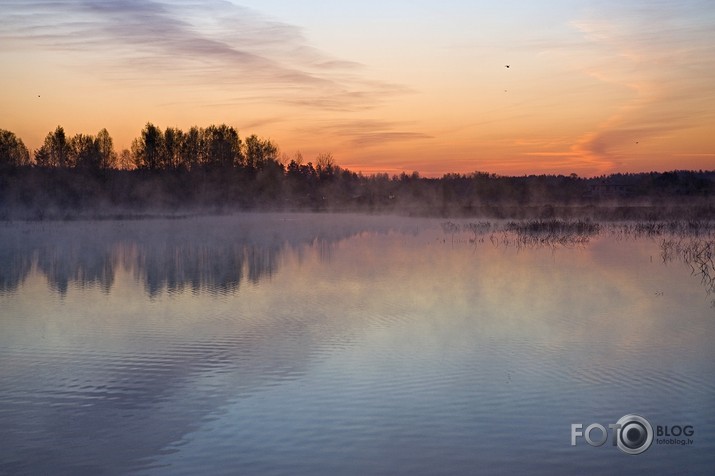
xmin=1 ymin=125 xmax=714 ymax=220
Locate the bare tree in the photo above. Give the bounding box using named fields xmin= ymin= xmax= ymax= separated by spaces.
xmin=117 ymin=149 xmax=135 ymax=170
xmin=315 ymin=152 xmax=336 ymax=180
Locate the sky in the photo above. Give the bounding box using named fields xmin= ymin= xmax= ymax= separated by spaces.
xmin=1 ymin=0 xmax=714 ymax=177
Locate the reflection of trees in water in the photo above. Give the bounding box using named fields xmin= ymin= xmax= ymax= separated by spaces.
xmin=136 ymin=242 xmax=282 ymax=297
xmin=661 ymin=238 xmax=715 ymax=303
xmin=0 ymin=215 xmax=413 ymax=296
xmin=0 ymin=248 xmax=33 ymax=294
xmin=1 ymin=238 xmax=298 ymax=297
xmin=0 ymin=214 xmax=426 ymax=475
xmin=36 ymin=243 xmax=116 ymax=295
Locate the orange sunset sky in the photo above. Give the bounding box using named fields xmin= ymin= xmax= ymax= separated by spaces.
xmin=1 ymin=0 xmax=714 ymax=177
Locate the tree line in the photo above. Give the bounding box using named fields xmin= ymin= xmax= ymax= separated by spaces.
xmin=1 ymin=124 xmax=343 ymax=192
xmin=1 ymin=125 xmax=714 ymax=220
xmin=0 ymin=124 xmax=285 ymax=171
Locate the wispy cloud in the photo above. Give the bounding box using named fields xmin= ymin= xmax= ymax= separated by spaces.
xmin=299 ymin=119 xmax=432 ymax=148
xmin=348 ymin=131 xmax=432 ymax=148
xmin=0 ymin=0 xmax=403 ymax=110
xmin=566 ymin=0 xmax=715 ymax=171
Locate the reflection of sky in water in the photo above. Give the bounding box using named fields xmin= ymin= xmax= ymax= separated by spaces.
xmin=1 ymin=215 xmax=714 ymax=475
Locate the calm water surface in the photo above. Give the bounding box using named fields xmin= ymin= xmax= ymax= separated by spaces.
xmin=1 ymin=214 xmax=714 ymax=475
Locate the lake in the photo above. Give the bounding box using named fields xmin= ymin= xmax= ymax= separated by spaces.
xmin=1 ymin=214 xmax=714 ymax=475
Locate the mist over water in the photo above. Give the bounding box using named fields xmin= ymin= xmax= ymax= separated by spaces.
xmin=1 ymin=214 xmax=714 ymax=475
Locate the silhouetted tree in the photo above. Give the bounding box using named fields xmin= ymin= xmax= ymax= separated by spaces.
xmin=69 ymin=133 xmax=102 ymax=169
xmin=287 ymin=160 xmax=318 ymax=183
xmin=0 ymin=129 xmax=31 ymax=168
xmin=163 ymin=127 xmax=184 ymax=169
xmin=132 ymin=123 xmax=164 ymax=170
xmin=315 ymin=152 xmax=336 ymax=181
xmin=180 ymin=126 xmax=204 ymax=169
xmin=96 ymin=128 xmax=117 ymax=169
xmin=35 ymin=126 xmax=72 ymax=167
xmin=286 ymin=159 xmax=302 ymax=178
xmin=117 ymin=149 xmax=134 ymax=170
xmin=204 ymin=124 xmax=242 ymax=168
xmin=244 ymin=134 xmax=278 ymax=170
